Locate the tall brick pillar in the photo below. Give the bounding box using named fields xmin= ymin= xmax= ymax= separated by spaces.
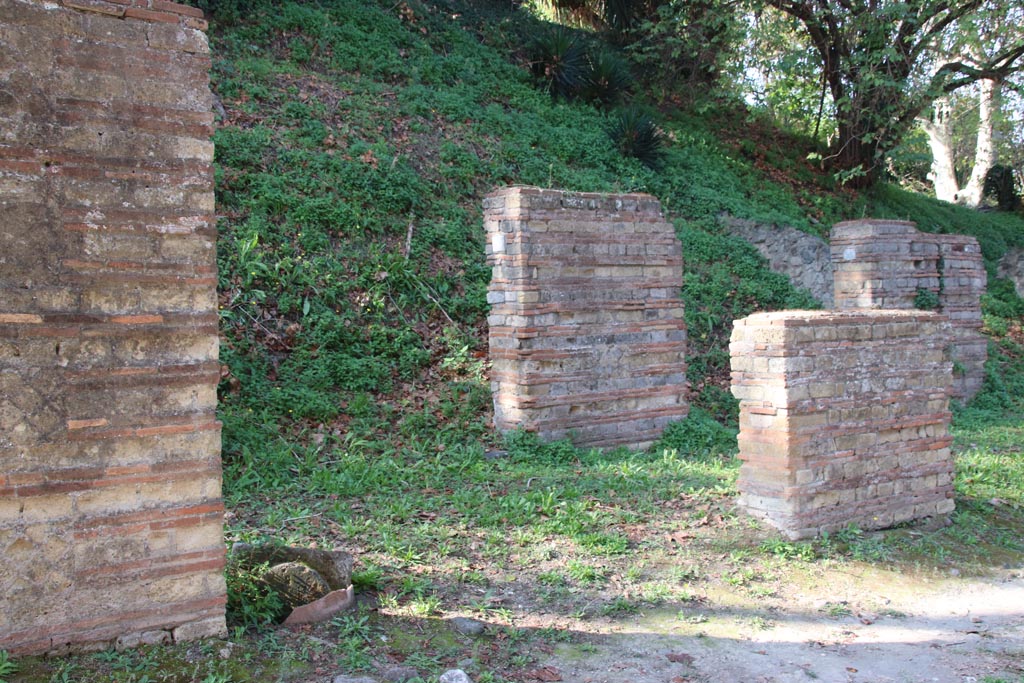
xmin=485 ymin=187 xmax=688 ymax=450
xmin=1 ymin=0 xmax=225 ymax=654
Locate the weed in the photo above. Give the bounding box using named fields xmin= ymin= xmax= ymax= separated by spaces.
xmin=351 ymin=562 xmax=387 ymax=591
xmin=414 ymin=594 xmax=445 ymax=616
xmin=567 ymin=560 xmax=607 ymax=585
xmin=760 ymin=538 xmax=816 ymax=561
xmin=914 ymin=287 xmax=941 ymax=311
xmin=724 ymin=567 xmax=758 ymax=586
xmin=225 ymin=559 xmax=286 ymax=629
xmin=0 ymin=651 xmax=17 ymax=683
xmin=601 ymin=595 xmax=641 ymax=616
xmin=823 ymin=602 xmax=852 ymax=618
xmin=538 ymin=571 xmax=567 ymax=586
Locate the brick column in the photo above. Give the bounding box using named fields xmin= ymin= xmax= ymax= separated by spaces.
xmin=1 ymin=0 xmax=225 ymax=654
xmin=831 ymin=220 xmax=987 ymax=401
xmin=485 ymin=187 xmax=688 ymax=450
xmin=730 ymin=311 xmax=955 ymax=539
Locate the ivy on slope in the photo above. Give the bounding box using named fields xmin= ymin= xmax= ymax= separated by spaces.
xmin=207 ymin=0 xmax=879 ymax=462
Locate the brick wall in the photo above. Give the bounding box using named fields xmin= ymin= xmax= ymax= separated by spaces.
xmin=831 ymin=219 xmax=987 ymax=400
xmin=485 ymin=187 xmax=688 ymax=450
xmin=0 ymin=0 xmax=225 ymax=655
xmin=730 ymin=311 xmax=955 ymax=539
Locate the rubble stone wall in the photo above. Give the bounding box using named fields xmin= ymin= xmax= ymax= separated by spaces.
xmin=831 ymin=219 xmax=987 ymax=400
xmin=998 ymin=246 xmax=1024 ymax=298
xmin=724 ymin=217 xmax=833 ymax=307
xmin=485 ymin=187 xmax=688 ymax=450
xmin=730 ymin=311 xmax=955 ymax=539
xmin=0 ymin=0 xmax=225 ymax=655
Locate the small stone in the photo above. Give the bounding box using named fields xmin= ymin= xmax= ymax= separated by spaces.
xmin=949 ymin=568 xmax=960 ymax=576
xmin=970 ymin=616 xmax=983 ymax=624
xmin=484 ymin=450 xmax=508 ymax=460
xmin=334 ymin=677 xmax=378 ymax=683
xmin=383 ymin=666 xmax=420 ymax=683
xmin=451 ymin=617 xmax=487 ymax=636
xmin=440 ymin=670 xmax=473 ymax=683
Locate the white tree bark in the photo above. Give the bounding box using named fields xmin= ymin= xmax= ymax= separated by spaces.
xmin=922 ymin=96 xmax=961 ymax=203
xmin=960 ymin=77 xmax=1000 ymax=207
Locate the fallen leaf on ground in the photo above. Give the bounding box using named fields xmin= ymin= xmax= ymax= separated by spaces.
xmin=525 ymin=666 xmax=562 ymax=681
xmin=666 ymin=652 xmax=695 ymax=664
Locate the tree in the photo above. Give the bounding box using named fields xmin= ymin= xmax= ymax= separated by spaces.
xmin=762 ymin=0 xmax=1024 ymax=187
xmin=919 ymin=2 xmax=1023 ymax=206
xmin=537 ymin=0 xmax=741 ymax=94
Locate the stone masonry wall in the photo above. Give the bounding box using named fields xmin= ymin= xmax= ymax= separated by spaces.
xmin=724 ymin=217 xmax=833 ymax=307
xmin=485 ymin=187 xmax=688 ymax=450
xmin=831 ymin=219 xmax=987 ymax=400
xmin=998 ymin=246 xmax=1024 ymax=298
xmin=730 ymin=311 xmax=955 ymax=539
xmin=1 ymin=0 xmax=225 ymax=655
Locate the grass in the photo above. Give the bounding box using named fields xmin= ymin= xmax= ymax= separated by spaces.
xmin=7 ymin=0 xmax=1024 ymax=680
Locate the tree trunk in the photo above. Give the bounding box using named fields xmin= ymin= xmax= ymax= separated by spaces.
xmin=960 ymin=78 xmax=1000 ymax=207
xmin=830 ymin=119 xmax=881 ymax=187
xmin=922 ymin=96 xmax=961 ymax=202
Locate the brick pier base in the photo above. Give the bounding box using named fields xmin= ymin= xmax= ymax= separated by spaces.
xmin=730 ymin=311 xmax=955 ymax=539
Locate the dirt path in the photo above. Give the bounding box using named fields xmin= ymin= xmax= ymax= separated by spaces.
xmin=539 ymin=570 xmax=1024 ymax=683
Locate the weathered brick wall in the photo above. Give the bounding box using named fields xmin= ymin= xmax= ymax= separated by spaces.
xmin=1 ymin=0 xmax=225 ymax=655
xmin=831 ymin=219 xmax=986 ymax=400
xmin=485 ymin=187 xmax=688 ymax=450
xmin=730 ymin=311 xmax=955 ymax=539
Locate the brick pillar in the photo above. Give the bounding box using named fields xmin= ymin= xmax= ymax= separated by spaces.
xmin=485 ymin=187 xmax=688 ymax=450
xmin=831 ymin=219 xmax=987 ymax=401
xmin=831 ymin=219 xmax=940 ymax=310
xmin=1 ymin=0 xmax=225 ymax=654
xmin=730 ymin=311 xmax=955 ymax=539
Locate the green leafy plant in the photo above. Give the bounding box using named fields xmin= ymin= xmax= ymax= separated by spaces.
xmin=607 ymin=105 xmax=664 ymax=167
xmin=580 ymin=47 xmax=632 ymax=107
xmin=0 ymin=650 xmax=18 ymax=683
xmin=913 ymin=287 xmax=941 ymax=311
xmin=657 ymin=407 xmax=738 ymax=456
xmin=530 ymin=25 xmax=588 ymax=98
xmin=225 ymin=559 xmax=287 ymax=629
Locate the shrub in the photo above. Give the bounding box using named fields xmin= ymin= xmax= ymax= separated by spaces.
xmin=530 ymin=25 xmax=588 ymax=99
xmin=580 ymin=47 xmax=632 ymax=107
xmin=607 ymin=105 xmax=664 ymax=167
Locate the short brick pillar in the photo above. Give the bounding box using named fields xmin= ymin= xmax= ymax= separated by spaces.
xmin=484 ymin=186 xmax=688 ymax=450
xmin=730 ymin=311 xmax=955 ymax=539
xmin=1 ymin=0 xmax=225 ymax=654
xmin=831 ymin=219 xmax=987 ymax=400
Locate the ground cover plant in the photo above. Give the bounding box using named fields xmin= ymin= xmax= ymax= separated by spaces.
xmin=7 ymin=0 xmax=1024 ymax=681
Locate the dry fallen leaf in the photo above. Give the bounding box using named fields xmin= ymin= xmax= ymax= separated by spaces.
xmin=666 ymin=652 xmax=695 ymax=665
xmin=526 ymin=666 xmax=562 ymax=681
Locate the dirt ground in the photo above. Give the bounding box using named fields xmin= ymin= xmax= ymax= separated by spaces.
xmin=534 ymin=567 xmax=1024 ymax=683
